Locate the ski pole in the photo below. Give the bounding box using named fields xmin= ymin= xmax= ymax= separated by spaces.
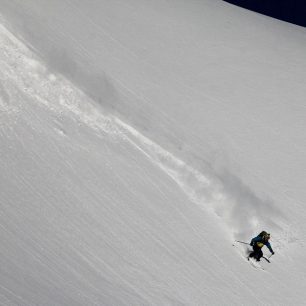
xmin=262 ymin=256 xmax=270 ymax=263
xmin=235 ymin=240 xmax=250 ymax=245
xmin=263 ymin=253 xmax=274 ymax=263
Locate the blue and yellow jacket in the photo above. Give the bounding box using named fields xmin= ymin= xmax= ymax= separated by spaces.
xmin=250 ymin=235 xmax=274 ymax=253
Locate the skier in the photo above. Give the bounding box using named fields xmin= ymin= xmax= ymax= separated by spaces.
xmin=249 ymin=231 xmax=274 ymax=261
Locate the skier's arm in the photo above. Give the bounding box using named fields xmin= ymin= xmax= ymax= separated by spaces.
xmin=265 ymin=242 xmax=274 ymax=254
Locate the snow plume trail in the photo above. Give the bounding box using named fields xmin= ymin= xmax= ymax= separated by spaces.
xmin=0 ymin=21 xmax=283 ymax=242
xmin=114 ymin=119 xmax=284 ymax=241
xmin=0 ymin=22 xmax=122 ymax=139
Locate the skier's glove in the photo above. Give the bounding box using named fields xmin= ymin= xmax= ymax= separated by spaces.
xmin=272 ymin=251 xmax=275 ymax=255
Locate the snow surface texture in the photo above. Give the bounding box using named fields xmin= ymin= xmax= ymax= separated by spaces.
xmin=0 ymin=0 xmax=306 ymax=305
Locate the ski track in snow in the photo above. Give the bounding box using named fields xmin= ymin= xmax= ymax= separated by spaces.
xmin=0 ymin=22 xmax=288 ymax=246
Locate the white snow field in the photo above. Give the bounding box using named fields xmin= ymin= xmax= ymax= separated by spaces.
xmin=0 ymin=0 xmax=306 ymax=305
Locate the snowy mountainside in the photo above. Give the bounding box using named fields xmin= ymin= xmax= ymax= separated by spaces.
xmin=1 ymin=0 xmax=306 ymax=209
xmin=0 ymin=22 xmax=266 ymax=305
xmin=1 ymin=0 xmax=306 ymax=305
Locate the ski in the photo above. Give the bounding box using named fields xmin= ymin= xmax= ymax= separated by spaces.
xmin=247 ymin=257 xmax=265 ymax=270
xmin=233 ymin=241 xmax=265 ymax=270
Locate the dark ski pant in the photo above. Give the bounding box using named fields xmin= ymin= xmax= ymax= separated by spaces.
xmin=249 ymin=245 xmax=263 ymax=261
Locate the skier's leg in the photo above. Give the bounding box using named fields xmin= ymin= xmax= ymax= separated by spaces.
xmin=249 ymin=246 xmax=256 ymax=258
xmin=254 ymin=247 xmax=263 ymax=261
xmin=253 ymin=245 xmax=262 ymax=261
xmin=257 ymin=249 xmax=263 ymax=261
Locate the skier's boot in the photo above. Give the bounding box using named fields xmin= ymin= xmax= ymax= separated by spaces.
xmin=255 ymin=254 xmax=261 ymax=262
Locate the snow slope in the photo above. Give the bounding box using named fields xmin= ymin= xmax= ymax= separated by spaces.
xmin=1 ymin=0 xmax=306 ymax=305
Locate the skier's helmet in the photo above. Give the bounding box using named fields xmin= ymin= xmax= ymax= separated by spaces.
xmin=263 ymin=233 xmax=271 ymax=241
